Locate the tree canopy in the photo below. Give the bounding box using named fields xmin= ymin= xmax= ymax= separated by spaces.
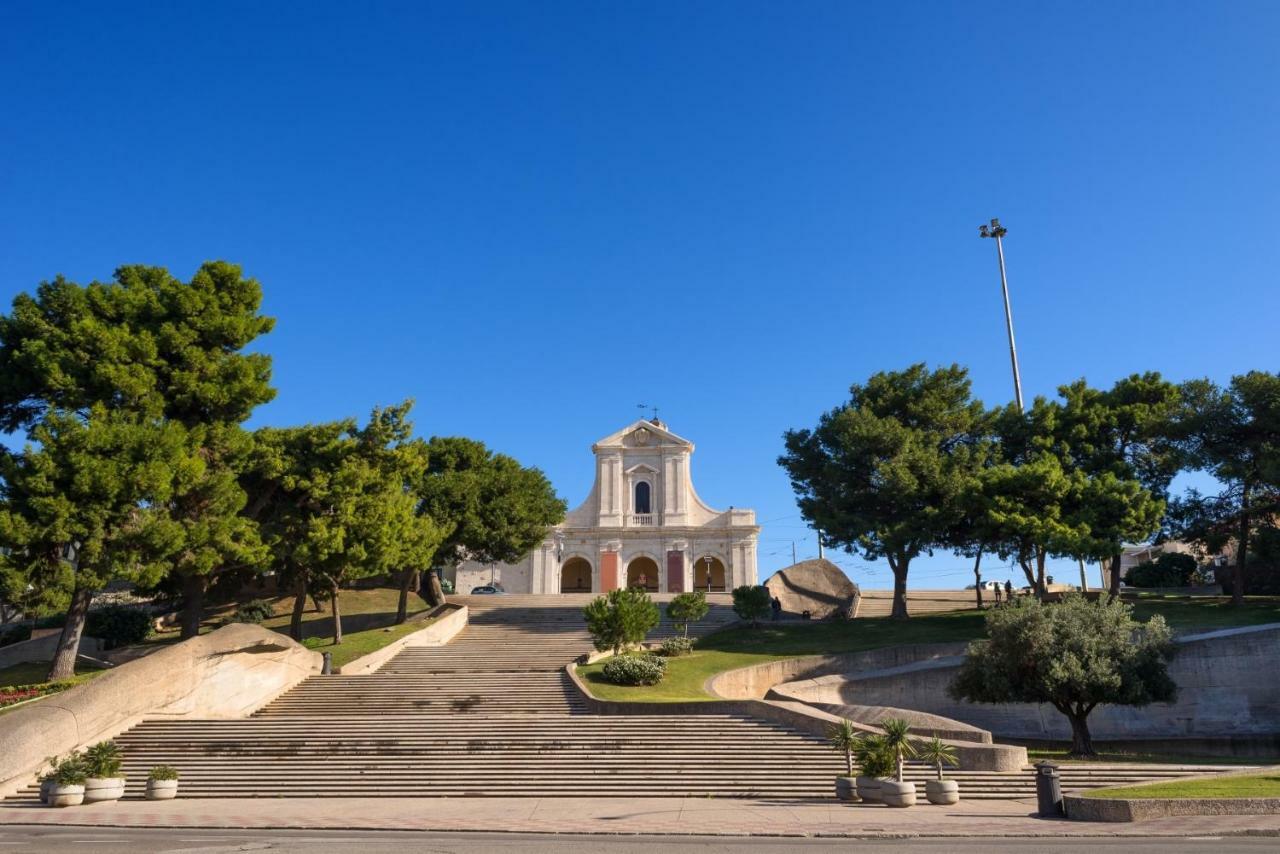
xmin=948 ymin=594 xmax=1177 ymax=756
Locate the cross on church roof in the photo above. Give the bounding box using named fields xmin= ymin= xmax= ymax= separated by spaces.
xmin=636 ymin=402 xmax=659 ymax=422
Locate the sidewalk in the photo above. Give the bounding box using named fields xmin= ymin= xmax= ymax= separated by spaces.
xmin=2 ymin=796 xmax=1279 ymax=838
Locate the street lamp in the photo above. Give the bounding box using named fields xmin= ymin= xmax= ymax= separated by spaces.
xmin=979 ymin=218 xmax=1025 ymax=412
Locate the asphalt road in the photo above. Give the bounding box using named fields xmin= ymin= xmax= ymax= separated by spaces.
xmin=0 ymin=828 xmax=1274 ymax=853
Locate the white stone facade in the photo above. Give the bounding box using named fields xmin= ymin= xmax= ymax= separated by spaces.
xmin=453 ymin=420 xmax=760 ymax=595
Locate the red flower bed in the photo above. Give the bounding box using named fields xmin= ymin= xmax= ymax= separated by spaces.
xmin=0 ymin=682 xmax=70 ymax=708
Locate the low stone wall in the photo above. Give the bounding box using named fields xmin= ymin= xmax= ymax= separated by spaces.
xmin=565 ymin=661 xmax=1025 ymax=772
xmin=1065 ymin=793 xmax=1280 ymax=822
xmin=0 ymin=623 xmax=321 ymax=797
xmin=338 ymin=604 xmax=468 ymax=675
xmin=818 ymin=623 xmax=1280 ymax=742
xmin=0 ymin=633 xmax=104 ymax=670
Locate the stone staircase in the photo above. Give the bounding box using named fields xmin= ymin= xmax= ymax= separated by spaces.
xmin=7 ymin=594 xmax=1251 ymax=800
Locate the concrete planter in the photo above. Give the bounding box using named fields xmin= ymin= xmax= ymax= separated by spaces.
xmin=835 ymin=776 xmax=857 ymax=801
xmin=855 ymin=776 xmax=882 ymax=803
xmin=50 ymin=784 xmax=84 ymax=807
xmin=83 ymin=777 xmax=125 ymax=803
xmin=879 ymin=780 xmax=917 ymax=808
xmin=925 ymin=779 xmax=960 ymax=805
xmin=145 ymin=779 xmax=178 ymax=800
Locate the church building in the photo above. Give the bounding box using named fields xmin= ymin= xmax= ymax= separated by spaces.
xmin=452 ymin=419 xmax=760 ymax=595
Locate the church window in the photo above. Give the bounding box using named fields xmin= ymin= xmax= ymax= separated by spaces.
xmin=634 ymin=481 xmax=651 ymax=515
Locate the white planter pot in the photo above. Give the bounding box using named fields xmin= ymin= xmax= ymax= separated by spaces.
xmin=50 ymin=784 xmax=85 ymax=807
xmin=926 ymin=779 xmax=960 ymax=805
xmin=834 ymin=776 xmax=857 ymax=801
xmin=855 ymin=776 xmax=882 ymax=803
xmin=146 ymin=779 xmax=178 ymax=800
xmin=879 ymin=780 xmax=917 ymax=808
xmin=83 ymin=777 xmax=126 ymax=803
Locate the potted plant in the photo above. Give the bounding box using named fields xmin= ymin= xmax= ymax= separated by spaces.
xmin=827 ymin=719 xmax=861 ymax=801
xmin=877 ymin=717 xmax=918 ymax=807
xmin=146 ymin=765 xmax=179 ymax=800
xmin=83 ymin=740 xmax=125 ymax=803
xmin=49 ymin=755 xmax=88 ymax=807
xmin=38 ymin=755 xmax=60 ymax=805
xmin=918 ymin=735 xmax=960 ymax=805
xmin=853 ymin=734 xmax=892 ymax=803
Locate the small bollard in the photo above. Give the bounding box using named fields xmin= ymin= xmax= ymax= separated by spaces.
xmin=1034 ymin=760 xmax=1063 ymax=817
xmin=321 ymin=652 xmax=333 ymax=675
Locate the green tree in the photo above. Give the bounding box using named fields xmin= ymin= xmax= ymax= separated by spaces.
xmin=413 ymin=436 xmax=565 ymax=609
xmin=879 ymin=717 xmax=917 ymax=783
xmin=666 ymin=590 xmax=709 ymax=638
xmin=948 ymin=595 xmax=1177 ymax=756
xmin=827 ymin=719 xmax=861 ymax=777
xmin=582 ymin=587 xmax=660 ymax=656
xmin=0 ymin=407 xmax=186 ymax=679
xmin=731 ymin=584 xmax=772 ymax=628
xmin=0 ymin=263 xmax=276 ymax=638
xmin=1167 ymin=372 xmax=1280 ymax=605
xmin=780 ymin=364 xmax=988 ymax=618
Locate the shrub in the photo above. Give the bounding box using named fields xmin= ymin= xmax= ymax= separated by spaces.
xmin=83 ymin=741 xmax=123 ymax=778
xmin=0 ymin=623 xmax=32 ymax=647
xmin=222 ymin=598 xmax=275 ymax=625
xmin=854 ymin=734 xmax=894 ymax=778
xmin=1127 ymin=553 xmax=1198 ymax=588
xmin=148 ymin=765 xmax=179 ymax=782
xmin=732 ymin=584 xmax=772 ymax=628
xmin=601 ymin=653 xmax=667 ymax=686
xmin=659 ymin=635 xmax=695 ymax=657
xmin=85 ymin=605 xmax=153 ymax=649
xmin=583 ymin=587 xmax=660 ymax=655
xmin=666 ymin=591 xmax=709 ymax=637
xmin=53 ymin=754 xmax=88 ymax=787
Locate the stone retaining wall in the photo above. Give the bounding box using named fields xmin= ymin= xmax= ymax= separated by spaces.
xmin=338 ymin=604 xmax=468 ymax=675
xmin=1065 ymin=793 xmax=1280 ymax=822
xmin=0 ymin=623 xmax=321 ymax=797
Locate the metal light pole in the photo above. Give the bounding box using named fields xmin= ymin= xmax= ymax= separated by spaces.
xmin=979 ymin=218 xmax=1025 ymax=412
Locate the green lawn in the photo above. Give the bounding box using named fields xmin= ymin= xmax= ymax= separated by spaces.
xmin=138 ymin=586 xmax=437 ymax=669
xmin=577 ymin=595 xmax=1280 ymax=703
xmin=577 ymin=610 xmax=988 ymax=702
xmin=0 ymin=659 xmax=106 ymax=689
xmin=1081 ymin=771 xmax=1280 ymax=799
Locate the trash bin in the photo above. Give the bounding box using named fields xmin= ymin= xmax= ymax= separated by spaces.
xmin=1034 ymin=761 xmax=1063 ymax=816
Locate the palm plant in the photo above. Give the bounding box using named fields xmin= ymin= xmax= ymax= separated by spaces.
xmin=879 ymin=717 xmax=917 ymax=783
xmin=853 ymin=733 xmax=893 ymax=778
xmin=917 ymin=735 xmax=958 ymax=781
xmin=827 ymin=719 xmax=861 ymax=777
xmin=83 ymin=741 xmax=123 ymax=778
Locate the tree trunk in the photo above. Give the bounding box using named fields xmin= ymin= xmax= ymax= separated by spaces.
xmin=972 ymin=550 xmax=984 ymax=610
xmin=425 ymin=572 xmax=445 ymax=607
xmin=889 ymin=554 xmax=910 ymax=619
xmin=1035 ymin=548 xmax=1047 ymax=598
xmin=396 ymin=568 xmax=413 ymax=625
xmin=289 ymin=576 xmax=307 ymax=641
xmin=47 ymin=585 xmax=93 ymax=682
xmin=845 ymin=750 xmax=854 ymax=777
xmin=896 ymin=752 xmax=905 ymax=783
xmin=1107 ymin=553 xmax=1123 ymax=603
xmin=1235 ymin=484 xmax=1250 ymax=607
xmin=1066 ymin=711 xmax=1096 ymax=757
xmin=331 ymin=580 xmax=343 ymax=645
xmin=179 ymin=573 xmax=206 ymax=640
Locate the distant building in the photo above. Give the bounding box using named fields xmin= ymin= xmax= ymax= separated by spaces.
xmin=452 ymin=419 xmax=760 ymax=595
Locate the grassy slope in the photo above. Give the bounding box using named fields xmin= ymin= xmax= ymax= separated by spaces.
xmin=1082 ymin=771 xmax=1280 ymax=799
xmin=0 ymin=660 xmax=105 ymax=689
xmin=578 ymin=595 xmax=1280 ymax=703
xmin=143 ymin=586 xmax=436 ymax=669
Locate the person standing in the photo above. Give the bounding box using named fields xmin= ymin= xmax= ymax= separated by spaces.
xmin=993 ymin=582 xmax=1003 ymax=606
xmin=1005 ymin=579 xmax=1014 ymax=602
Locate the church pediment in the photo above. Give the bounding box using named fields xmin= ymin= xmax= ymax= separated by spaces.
xmin=593 ymin=419 xmax=694 ymax=452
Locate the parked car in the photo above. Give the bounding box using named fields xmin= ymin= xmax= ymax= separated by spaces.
xmin=469 ymin=585 xmax=505 ymax=595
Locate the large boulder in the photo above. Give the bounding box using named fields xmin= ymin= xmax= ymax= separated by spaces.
xmin=763 ymin=559 xmax=860 ymax=620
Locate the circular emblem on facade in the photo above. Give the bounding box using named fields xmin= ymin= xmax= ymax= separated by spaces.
xmin=634 ymin=427 xmax=650 ymax=446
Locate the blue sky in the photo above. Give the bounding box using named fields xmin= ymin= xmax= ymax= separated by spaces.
xmin=3 ymin=2 xmax=1278 ymax=590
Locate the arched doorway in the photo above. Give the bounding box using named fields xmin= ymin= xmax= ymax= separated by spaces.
xmin=694 ymin=556 xmax=727 ymax=592
xmin=560 ymin=557 xmax=592 ymax=593
xmin=626 ymin=556 xmax=660 ymax=592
